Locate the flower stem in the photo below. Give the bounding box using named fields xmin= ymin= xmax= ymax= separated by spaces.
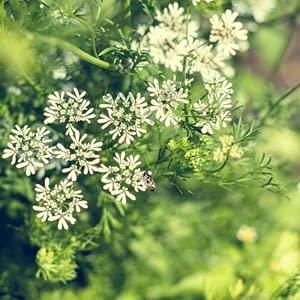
xmin=31 ymin=33 xmax=115 ymax=71
xmin=21 ymin=71 xmax=43 ymax=93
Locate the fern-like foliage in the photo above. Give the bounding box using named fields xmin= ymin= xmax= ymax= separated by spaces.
xmin=272 ymin=270 xmax=300 ymax=299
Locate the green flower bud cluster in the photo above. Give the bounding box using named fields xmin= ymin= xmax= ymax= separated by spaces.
xmin=168 ymin=136 xmax=215 ymax=174
xmin=213 ymin=135 xmax=244 ymax=162
xmin=36 ymin=245 xmax=77 ymax=283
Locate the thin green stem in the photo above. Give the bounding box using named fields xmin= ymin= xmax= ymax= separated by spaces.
xmin=208 ymin=155 xmax=230 ymax=174
xmin=268 ymin=19 xmax=296 ymax=81
xmin=94 ymin=0 xmax=103 ymax=25
xmin=260 ymin=82 xmax=300 ymax=125
xmin=29 ymin=33 xmax=115 ymax=71
xmin=121 ymin=0 xmax=131 ymax=38
xmin=91 ymin=31 xmax=98 ymax=58
xmin=72 ymin=14 xmax=99 ymax=58
xmin=20 ymin=71 xmax=43 ymax=93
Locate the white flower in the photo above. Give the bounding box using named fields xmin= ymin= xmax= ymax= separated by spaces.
xmin=210 ymin=9 xmax=248 ymax=57
xmin=181 ymin=40 xmax=226 ymax=74
xmin=237 ymin=225 xmax=257 ymax=243
xmin=192 ymin=0 xmax=214 ymax=6
xmin=193 ymin=71 xmax=233 ymax=134
xmin=44 ymin=88 xmax=96 ymax=135
xmin=7 ymin=86 xmax=21 ymax=95
xmin=145 ymin=25 xmax=185 ymax=72
xmin=98 ymin=93 xmax=153 ymax=145
xmin=202 ymin=70 xmax=233 ymax=102
xmin=249 ymin=0 xmax=275 ymax=23
xmin=155 ymin=2 xmax=197 ymax=36
xmin=147 ymin=79 xmax=188 ymax=127
xmin=52 ymin=66 xmax=67 ymax=80
xmin=99 ymin=152 xmax=148 ymax=204
xmin=134 ymin=4 xmax=248 ymax=74
xmin=33 ymin=177 xmax=87 ymax=230
xmin=55 ymin=129 xmax=102 ymax=181
xmin=2 ymin=125 xmax=55 ymax=176
xmin=136 ymin=2 xmax=198 ymax=72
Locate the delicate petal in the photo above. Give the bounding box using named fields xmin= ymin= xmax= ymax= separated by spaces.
xmin=33 ymin=178 xmax=87 ymax=230
xmin=2 ymin=125 xmax=54 ymax=176
xmin=100 ymin=152 xmax=153 ymax=204
xmin=44 ymin=88 xmax=95 ymax=133
xmin=147 ymin=79 xmax=188 ymax=127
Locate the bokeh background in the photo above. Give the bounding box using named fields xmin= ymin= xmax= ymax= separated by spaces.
xmin=0 ymin=0 xmax=299 ymax=299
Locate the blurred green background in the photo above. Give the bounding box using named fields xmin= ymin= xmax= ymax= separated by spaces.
xmin=0 ymin=0 xmax=299 ymax=299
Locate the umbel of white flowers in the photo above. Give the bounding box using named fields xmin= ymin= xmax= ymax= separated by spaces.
xmin=44 ymin=88 xmax=96 ymax=135
xmin=55 ymin=128 xmax=103 ymax=181
xmin=193 ymin=70 xmax=233 ymax=134
xmin=147 ymin=79 xmax=188 ymax=127
xmin=2 ymin=125 xmax=55 ymax=176
xmin=133 ymin=3 xmax=248 ymax=73
xmin=98 ymin=92 xmax=154 ymax=145
xmin=33 ymin=177 xmax=88 ymax=230
xmin=99 ymin=152 xmax=148 ymax=204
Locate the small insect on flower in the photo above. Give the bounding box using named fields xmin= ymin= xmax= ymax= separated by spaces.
xmin=142 ymin=171 xmax=156 ymax=191
xmin=99 ymin=152 xmax=151 ymax=204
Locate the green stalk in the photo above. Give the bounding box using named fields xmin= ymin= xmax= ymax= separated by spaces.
xmin=260 ymin=82 xmax=300 ymax=125
xmin=121 ymin=0 xmax=131 ymax=38
xmin=20 ymin=71 xmax=43 ymax=93
xmin=30 ymin=33 xmax=115 ymax=71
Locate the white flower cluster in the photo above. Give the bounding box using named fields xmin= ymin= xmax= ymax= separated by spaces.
xmin=147 ymin=79 xmax=188 ymax=127
xmin=192 ymin=0 xmax=214 ymax=6
xmin=249 ymin=0 xmax=275 ymax=23
xmin=181 ymin=38 xmax=226 ymax=75
xmin=3 ymin=89 xmax=103 ymax=181
xmin=2 ymin=124 xmax=101 ymax=229
xmin=135 ymin=2 xmax=198 ymax=72
xmin=233 ymin=0 xmax=275 ymax=23
xmin=210 ymin=9 xmax=248 ymax=57
xmin=194 ymin=71 xmax=233 ymax=134
xmin=2 ymin=125 xmax=55 ymax=176
xmin=55 ymin=129 xmax=102 ymax=181
xmin=134 ymin=2 xmax=247 ymax=74
xmin=2 ymin=2 xmax=248 ymax=229
xmin=99 ymin=152 xmax=147 ymax=204
xmin=44 ymin=88 xmax=95 ymax=135
xmin=33 ymin=177 xmax=88 ymax=230
xmin=2 ymin=87 xmax=104 ymax=230
xmin=98 ymin=93 xmax=153 ymax=145
xmin=2 ymin=86 xmax=159 ymax=228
